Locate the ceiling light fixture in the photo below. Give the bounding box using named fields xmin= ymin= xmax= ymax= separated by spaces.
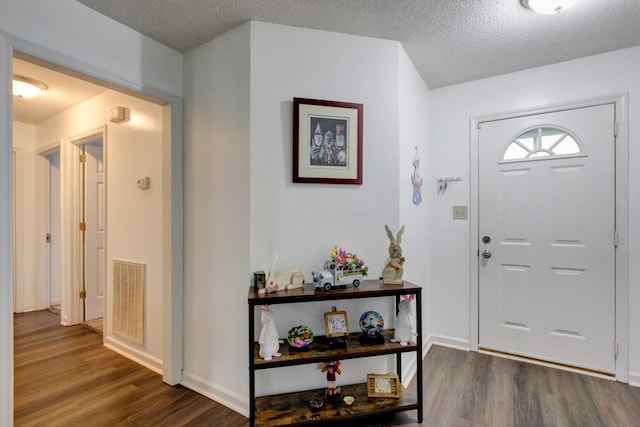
xmin=12 ymin=75 xmax=47 ymax=98
xmin=521 ymin=0 xmax=578 ymax=14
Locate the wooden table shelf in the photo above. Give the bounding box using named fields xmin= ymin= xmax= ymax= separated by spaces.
xmin=255 ymin=382 xmax=418 ymax=427
xmin=248 ymin=280 xmax=423 ymax=426
xmin=253 ymin=330 xmax=418 ymax=369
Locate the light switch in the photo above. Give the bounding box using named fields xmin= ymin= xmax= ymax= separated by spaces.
xmin=453 ymin=205 xmax=468 ymax=220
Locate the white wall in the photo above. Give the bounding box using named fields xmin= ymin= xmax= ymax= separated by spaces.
xmin=183 ymin=21 xmax=429 ymax=415
xmin=182 ymin=22 xmax=252 ymax=412
xmin=12 ymin=122 xmax=37 ymax=313
xmin=33 ymin=91 xmax=166 ymax=366
xmin=249 ymin=22 xmax=401 ymax=396
xmin=398 ymin=47 xmax=432 ymax=373
xmin=429 ymin=46 xmax=640 ymax=382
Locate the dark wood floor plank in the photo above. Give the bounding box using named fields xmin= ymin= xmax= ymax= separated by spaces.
xmin=14 ymin=311 xmax=640 ymax=426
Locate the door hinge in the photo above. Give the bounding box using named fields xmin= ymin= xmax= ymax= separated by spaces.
xmin=614 ymin=121 xmax=619 ymax=138
xmin=614 ymin=230 xmax=619 ymax=248
xmin=477 ymin=122 xmax=482 ymax=130
xmin=79 ymin=290 xmax=87 ymax=299
xmin=79 ymin=154 xmax=87 ymax=163
xmin=615 ymin=342 xmax=619 ymax=359
xmin=79 ymin=222 xmax=86 ymax=231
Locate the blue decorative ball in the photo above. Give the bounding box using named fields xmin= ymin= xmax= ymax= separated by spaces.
xmin=359 ymin=311 xmax=384 ymax=336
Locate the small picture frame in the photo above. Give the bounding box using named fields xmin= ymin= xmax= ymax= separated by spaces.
xmin=367 ymin=373 xmax=400 ymax=398
xmin=324 ymin=310 xmax=349 ymax=338
xmin=293 ymin=97 xmax=363 ymax=185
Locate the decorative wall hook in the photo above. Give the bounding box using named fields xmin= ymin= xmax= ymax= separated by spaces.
xmin=436 ymin=177 xmax=462 ymax=194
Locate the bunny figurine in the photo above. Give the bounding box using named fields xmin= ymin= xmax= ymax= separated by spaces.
xmin=258 ymin=255 xmax=304 ymax=294
xmin=381 ymin=225 xmax=405 ymax=285
xmin=258 ymin=305 xmax=282 ymax=361
xmin=392 ymin=295 xmax=416 ymax=346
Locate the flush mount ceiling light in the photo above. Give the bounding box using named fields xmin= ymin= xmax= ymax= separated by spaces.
xmin=521 ymin=0 xmax=578 ymax=14
xmin=12 ymin=75 xmax=47 ymax=98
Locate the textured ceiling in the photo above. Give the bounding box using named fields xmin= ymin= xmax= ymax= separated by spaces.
xmin=75 ymin=0 xmax=640 ymax=88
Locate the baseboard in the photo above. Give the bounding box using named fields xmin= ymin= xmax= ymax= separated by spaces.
xmin=104 ymin=336 xmax=163 ymax=375
xmin=399 ymin=352 xmax=417 ymax=388
xmin=21 ymin=304 xmax=36 ymax=313
xmin=181 ymin=371 xmax=249 ymax=418
xmin=426 ymin=333 xmax=471 ymax=352
xmin=628 ymin=372 xmax=640 ymax=387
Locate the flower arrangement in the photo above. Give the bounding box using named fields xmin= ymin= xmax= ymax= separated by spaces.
xmin=330 ymin=246 xmax=368 ymax=276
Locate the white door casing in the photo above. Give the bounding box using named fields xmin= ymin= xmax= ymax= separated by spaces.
xmin=478 ymin=104 xmax=616 ymax=373
xmin=83 ymin=140 xmax=104 ymax=321
xmin=0 ymin=33 xmax=14 ymax=426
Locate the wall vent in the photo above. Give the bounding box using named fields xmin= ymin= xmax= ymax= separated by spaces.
xmin=113 ymin=259 xmax=145 ymax=346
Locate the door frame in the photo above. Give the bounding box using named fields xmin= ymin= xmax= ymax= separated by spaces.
xmin=469 ymin=95 xmax=629 ymax=382
xmin=71 ymin=128 xmax=106 ymax=324
xmin=12 ymin=148 xmax=22 ymax=313
xmin=0 ymin=33 xmax=14 ymax=424
xmin=0 ymin=33 xmax=184 ymax=410
xmin=35 ymin=142 xmax=62 ymax=318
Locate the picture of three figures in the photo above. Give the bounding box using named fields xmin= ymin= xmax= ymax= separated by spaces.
xmin=309 ymin=116 xmax=349 ymax=167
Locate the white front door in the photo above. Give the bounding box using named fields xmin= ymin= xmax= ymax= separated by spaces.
xmin=83 ymin=140 xmax=105 ymax=321
xmin=478 ymin=104 xmax=616 ymax=373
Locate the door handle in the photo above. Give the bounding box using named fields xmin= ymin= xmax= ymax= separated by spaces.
xmin=482 ymin=250 xmax=492 ymax=259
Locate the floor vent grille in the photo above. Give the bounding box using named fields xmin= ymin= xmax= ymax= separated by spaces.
xmin=113 ymin=259 xmax=145 ymax=346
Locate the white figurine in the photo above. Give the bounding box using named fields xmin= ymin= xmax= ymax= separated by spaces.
xmin=258 ymin=305 xmax=281 ymax=361
xmin=392 ymin=295 xmax=416 ymax=346
xmin=381 ymin=225 xmax=405 ymax=285
xmin=258 ymin=255 xmax=304 ymax=294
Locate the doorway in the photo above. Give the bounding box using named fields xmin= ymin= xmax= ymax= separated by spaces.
xmin=78 ymin=136 xmax=105 ymax=322
xmin=470 ymin=97 xmax=630 ymax=381
xmin=1 ymin=40 xmax=184 ymax=424
xmin=478 ymin=104 xmax=615 ymax=373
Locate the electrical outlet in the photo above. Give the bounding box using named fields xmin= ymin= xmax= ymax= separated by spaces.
xmin=137 ymin=176 xmax=150 ymax=190
xmin=453 ymin=205 xmax=468 ymax=220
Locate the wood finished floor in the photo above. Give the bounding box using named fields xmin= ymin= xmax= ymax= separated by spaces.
xmin=15 ymin=310 xmax=640 ymax=426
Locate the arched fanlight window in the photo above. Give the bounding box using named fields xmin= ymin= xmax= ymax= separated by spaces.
xmin=503 ymin=127 xmax=582 ymax=161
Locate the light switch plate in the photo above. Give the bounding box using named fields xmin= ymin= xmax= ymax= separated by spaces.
xmin=453 ymin=205 xmax=468 ymax=220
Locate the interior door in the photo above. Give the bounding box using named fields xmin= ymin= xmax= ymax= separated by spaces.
xmin=478 ymin=104 xmax=616 ymax=373
xmin=83 ymin=140 xmax=105 ymax=321
xmin=48 ymin=150 xmax=61 ymax=308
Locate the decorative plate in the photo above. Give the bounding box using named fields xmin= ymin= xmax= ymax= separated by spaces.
xmin=359 ymin=311 xmax=384 ymax=336
xmin=287 ymin=325 xmax=314 ymax=348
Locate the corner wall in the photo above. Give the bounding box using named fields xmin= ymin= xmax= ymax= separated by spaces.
xmin=182 ymin=22 xmax=252 ymax=413
xmin=182 ymin=21 xmax=430 ymax=416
